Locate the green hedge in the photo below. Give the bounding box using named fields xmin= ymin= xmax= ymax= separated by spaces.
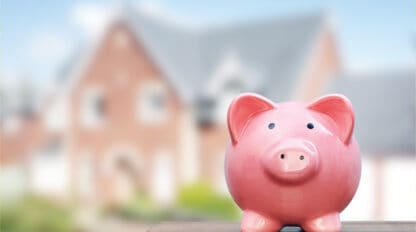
xmin=109 ymin=193 xmax=174 ymax=222
xmin=1 ymin=196 xmax=75 ymax=232
xmin=110 ymin=182 xmax=241 ymax=221
xmin=176 ymin=182 xmax=241 ymax=220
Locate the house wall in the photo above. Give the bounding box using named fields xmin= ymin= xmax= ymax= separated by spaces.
xmin=199 ymin=124 xmax=230 ymax=194
xmin=379 ymin=155 xmax=416 ymax=220
xmin=341 ymin=154 xmax=416 ymax=221
xmin=293 ymin=28 xmax=340 ymax=101
xmin=178 ymin=108 xmax=200 ymax=184
xmin=0 ymin=116 xmax=50 ymax=198
xmin=69 ymin=22 xmax=184 ymax=205
xmin=0 ymin=164 xmax=27 ymax=199
xmin=29 ymin=150 xmax=70 ymax=196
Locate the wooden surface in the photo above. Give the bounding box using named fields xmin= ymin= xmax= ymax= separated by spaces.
xmin=147 ymin=221 xmax=416 ymax=232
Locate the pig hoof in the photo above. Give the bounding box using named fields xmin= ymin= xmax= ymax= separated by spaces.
xmin=301 ymin=213 xmax=341 ymax=232
xmin=241 ymin=210 xmax=282 ymax=232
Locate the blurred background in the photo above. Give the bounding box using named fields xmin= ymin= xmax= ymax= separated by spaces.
xmin=1 ymin=0 xmax=415 ymax=231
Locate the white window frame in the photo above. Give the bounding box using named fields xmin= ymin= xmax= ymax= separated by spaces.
xmin=80 ymin=87 xmax=106 ymax=128
xmin=137 ymin=81 xmax=169 ymax=124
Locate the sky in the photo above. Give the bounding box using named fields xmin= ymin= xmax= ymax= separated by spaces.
xmin=1 ymin=0 xmax=415 ymax=91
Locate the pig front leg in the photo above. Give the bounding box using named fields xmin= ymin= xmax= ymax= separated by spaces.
xmin=301 ymin=212 xmax=341 ymax=232
xmin=241 ymin=210 xmax=282 ymax=232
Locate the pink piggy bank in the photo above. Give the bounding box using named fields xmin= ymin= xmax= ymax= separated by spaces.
xmin=225 ymin=93 xmax=361 ymax=232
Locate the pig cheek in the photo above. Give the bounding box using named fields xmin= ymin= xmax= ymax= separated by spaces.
xmin=260 ymin=151 xmax=280 ymax=181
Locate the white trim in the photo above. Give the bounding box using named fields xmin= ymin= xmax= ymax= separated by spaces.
xmin=151 ymin=150 xmax=175 ymax=204
xmin=77 ymin=151 xmax=96 ymax=198
xmin=206 ymin=51 xmax=260 ymax=96
xmin=178 ymin=108 xmax=199 ymax=183
xmin=137 ymin=80 xmax=169 ymax=124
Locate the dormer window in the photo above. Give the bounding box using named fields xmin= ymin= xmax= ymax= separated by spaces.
xmin=215 ymin=78 xmax=245 ymax=124
xmin=137 ymin=81 xmax=168 ymax=124
xmin=81 ymin=87 xmax=106 ymax=128
xmin=223 ymin=78 xmax=244 ymax=93
xmin=196 ymin=96 xmax=216 ymax=127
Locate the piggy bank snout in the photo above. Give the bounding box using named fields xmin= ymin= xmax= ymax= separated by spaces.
xmin=277 ymin=149 xmax=311 ymax=172
xmin=262 ymin=139 xmax=319 ymax=184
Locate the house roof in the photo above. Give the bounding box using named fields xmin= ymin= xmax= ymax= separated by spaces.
xmin=123 ymin=9 xmax=327 ymax=103
xmin=327 ymin=69 xmax=415 ymax=155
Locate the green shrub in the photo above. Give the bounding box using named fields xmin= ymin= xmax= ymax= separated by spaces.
xmin=0 ymin=196 xmax=75 ymax=232
xmin=110 ymin=183 xmax=241 ymax=222
xmin=107 ymin=193 xmax=173 ymax=222
xmin=176 ymin=182 xmax=241 ymax=220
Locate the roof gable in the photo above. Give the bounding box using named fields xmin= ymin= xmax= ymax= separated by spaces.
xmin=60 ymin=9 xmax=327 ymax=105
xmin=126 ymin=10 xmax=326 ymax=103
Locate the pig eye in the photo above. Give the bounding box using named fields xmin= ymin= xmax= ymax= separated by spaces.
xmin=307 ymin=122 xmax=314 ymax=129
xmin=268 ymin=123 xmax=275 ymax=129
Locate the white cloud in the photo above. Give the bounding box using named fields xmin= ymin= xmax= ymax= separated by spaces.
xmin=136 ymin=1 xmax=192 ymax=27
xmin=70 ymin=3 xmax=112 ymax=39
xmin=70 ymin=1 xmax=192 ymax=39
xmin=27 ymin=32 xmax=71 ymax=65
xmin=136 ymin=1 xmax=170 ymax=18
xmin=0 ymin=69 xmax=20 ymax=91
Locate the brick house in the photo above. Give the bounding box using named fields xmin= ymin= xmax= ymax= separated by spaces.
xmin=2 ymin=9 xmax=341 ymax=205
xmin=58 ymin=9 xmax=339 ymax=205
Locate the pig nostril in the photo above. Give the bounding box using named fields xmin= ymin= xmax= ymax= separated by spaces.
xmin=299 ymin=155 xmax=305 ymax=160
xmin=280 ymin=154 xmax=285 ymax=159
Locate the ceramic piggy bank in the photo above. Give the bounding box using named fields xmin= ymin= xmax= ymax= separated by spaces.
xmin=225 ymin=93 xmax=361 ymax=232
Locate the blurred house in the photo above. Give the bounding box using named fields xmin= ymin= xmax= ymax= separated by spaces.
xmin=1 ymin=9 xmax=339 ymax=204
xmin=72 ymin=9 xmax=339 ymax=205
xmin=1 ymin=115 xmax=50 ymax=197
xmin=1 ymin=7 xmax=414 ymax=221
xmin=327 ymin=69 xmax=416 ymax=220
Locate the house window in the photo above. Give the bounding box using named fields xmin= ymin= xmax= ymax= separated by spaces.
xmin=137 ymin=81 xmax=168 ymax=124
xmin=81 ymin=88 xmax=106 ymax=128
xmin=215 ymin=78 xmax=244 ymax=123
xmin=196 ymin=96 xmax=216 ymax=127
xmin=43 ymin=136 xmax=62 ymax=156
xmin=223 ymin=77 xmax=244 ymax=93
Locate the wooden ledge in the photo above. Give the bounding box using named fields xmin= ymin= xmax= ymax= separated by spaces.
xmin=148 ymin=221 xmax=416 ymax=232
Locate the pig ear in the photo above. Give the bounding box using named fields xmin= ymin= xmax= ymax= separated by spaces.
xmin=227 ymin=93 xmax=275 ymax=144
xmin=308 ymin=94 xmax=355 ymax=145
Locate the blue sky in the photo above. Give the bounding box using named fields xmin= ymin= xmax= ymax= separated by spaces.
xmin=2 ymin=0 xmax=414 ymax=90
